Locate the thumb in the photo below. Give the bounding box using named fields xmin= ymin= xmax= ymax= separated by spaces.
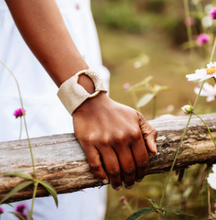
xmin=136 ymin=111 xmax=157 ymax=154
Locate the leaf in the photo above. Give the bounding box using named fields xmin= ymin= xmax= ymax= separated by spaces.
xmin=37 ymin=180 xmax=58 ymax=208
xmin=4 ymin=203 xmax=14 ymax=207
xmin=126 ymin=207 xmax=156 ymax=220
xmin=10 ymin=212 xmax=27 ymax=220
xmin=164 ymin=208 xmax=194 ymax=216
xmin=142 ymin=198 xmax=158 ymax=208
xmin=137 ymin=93 xmax=155 ymax=108
xmin=5 ymin=173 xmax=33 ymax=180
xmin=152 ymin=85 xmax=169 ymax=93
xmin=0 ymin=181 xmax=33 ymax=204
xmin=129 ymin=76 xmax=153 ymax=92
xmin=129 ymin=86 xmax=149 ymax=93
xmin=180 ymin=41 xmax=197 ymax=50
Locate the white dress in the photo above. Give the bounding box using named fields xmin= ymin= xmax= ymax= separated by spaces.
xmin=0 ymin=0 xmax=109 ymax=219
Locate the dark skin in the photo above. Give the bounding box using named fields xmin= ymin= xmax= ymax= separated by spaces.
xmin=5 ymin=0 xmax=157 ymax=190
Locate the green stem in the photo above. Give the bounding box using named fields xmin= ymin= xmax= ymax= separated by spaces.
xmin=198 ymin=3 xmax=205 ymax=29
xmin=152 ymin=96 xmax=156 ymax=119
xmin=123 ymin=199 xmax=134 ymax=214
xmin=159 ymin=35 xmax=216 ymax=209
xmin=183 ymin=0 xmax=194 ymax=58
xmin=0 ymin=60 xmax=37 ymax=177
xmin=209 ymin=37 xmax=216 ymax=63
xmin=29 ymin=181 xmax=38 ymax=220
xmin=193 ymin=112 xmax=216 ymax=147
xmin=207 ymin=166 xmax=212 ymax=217
xmin=159 ymin=113 xmax=193 ymax=208
xmin=19 ymin=117 xmax=22 ymax=140
xmin=159 ymin=81 xmax=204 ymax=209
xmin=131 ymin=91 xmax=141 ymax=112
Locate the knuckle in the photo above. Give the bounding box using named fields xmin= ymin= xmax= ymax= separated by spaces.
xmin=83 ymin=133 xmax=99 ymax=144
xmin=146 ymin=129 xmax=158 ymax=139
xmin=89 ymin=162 xmax=101 ymax=172
xmin=124 ymin=166 xmax=135 ymax=177
xmin=100 ymin=136 xmax=111 ymax=146
xmin=108 ymin=168 xmax=120 ymax=179
xmin=114 ymin=132 xmax=126 ymax=144
xmin=137 ymin=160 xmax=148 ymax=170
xmin=130 ymin=128 xmax=141 ymax=140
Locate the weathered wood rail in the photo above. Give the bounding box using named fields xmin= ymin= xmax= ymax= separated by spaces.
xmin=1 ymin=113 xmax=216 ymax=202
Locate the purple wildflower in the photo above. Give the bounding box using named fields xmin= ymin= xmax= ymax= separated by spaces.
xmin=214 ymin=202 xmax=216 ymax=210
xmin=0 ymin=207 xmax=4 ymax=214
xmin=184 ymin=17 xmax=195 ymax=26
xmin=15 ymin=204 xmax=28 ymax=220
xmin=13 ymin=108 xmax=26 ymax=118
xmin=123 ymin=83 xmax=130 ymax=90
xmin=210 ymin=7 xmax=216 ymax=20
xmin=197 ymin=33 xmax=210 ymax=46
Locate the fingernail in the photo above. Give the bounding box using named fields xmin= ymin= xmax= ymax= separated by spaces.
xmin=125 ymin=184 xmax=134 ymax=190
xmin=153 ymin=141 xmax=157 ymax=154
xmin=136 ymin=178 xmax=143 ymax=183
xmin=114 ymin=186 xmax=122 ymax=191
xmin=102 ymin=179 xmax=109 ymax=184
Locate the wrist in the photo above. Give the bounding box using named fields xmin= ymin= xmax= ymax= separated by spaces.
xmin=78 ymin=74 xmax=95 ymax=94
xmin=57 ymin=69 xmax=107 ymax=115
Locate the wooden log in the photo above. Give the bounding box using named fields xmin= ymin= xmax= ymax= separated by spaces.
xmin=0 ymin=113 xmax=216 ymax=202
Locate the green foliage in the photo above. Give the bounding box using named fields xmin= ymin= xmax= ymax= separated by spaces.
xmin=37 ymin=180 xmax=58 ymax=208
xmin=142 ymin=198 xmax=159 ymax=208
xmin=0 ymin=181 xmax=33 ymax=205
xmin=137 ymin=93 xmax=155 ymax=108
xmin=10 ymin=212 xmax=27 ymax=220
xmin=5 ymin=173 xmax=33 ymax=180
xmin=92 ymin=1 xmax=152 ymax=33
xmin=126 ymin=207 xmax=156 ymax=220
xmin=127 ymin=75 xmax=169 ymax=111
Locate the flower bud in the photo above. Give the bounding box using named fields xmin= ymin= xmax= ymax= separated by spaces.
xmin=119 ymin=196 xmax=126 ymax=203
xmin=181 ymin=105 xmax=193 ymax=114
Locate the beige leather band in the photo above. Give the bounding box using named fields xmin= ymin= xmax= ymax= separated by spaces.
xmin=57 ymin=69 xmax=107 ymax=115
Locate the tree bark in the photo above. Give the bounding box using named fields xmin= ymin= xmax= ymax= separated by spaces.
xmin=0 ymin=113 xmax=216 ymax=202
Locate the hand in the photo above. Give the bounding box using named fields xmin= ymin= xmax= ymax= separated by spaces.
xmin=73 ymin=92 xmax=157 ymax=190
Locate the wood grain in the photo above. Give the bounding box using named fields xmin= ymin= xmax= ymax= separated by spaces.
xmin=1 ymin=113 xmax=216 ymax=202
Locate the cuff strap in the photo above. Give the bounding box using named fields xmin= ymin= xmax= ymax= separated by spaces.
xmin=57 ymin=69 xmax=107 ymax=115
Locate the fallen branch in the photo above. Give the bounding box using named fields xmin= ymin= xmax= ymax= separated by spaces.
xmin=0 ymin=113 xmax=216 ymax=202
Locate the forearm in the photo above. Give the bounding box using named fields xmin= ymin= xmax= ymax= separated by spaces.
xmin=5 ymin=0 xmax=94 ymax=92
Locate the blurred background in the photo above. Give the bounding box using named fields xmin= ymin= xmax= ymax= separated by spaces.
xmin=91 ymin=0 xmax=216 ymax=219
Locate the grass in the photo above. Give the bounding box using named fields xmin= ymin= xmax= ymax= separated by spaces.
xmin=95 ymin=25 xmax=216 ymax=220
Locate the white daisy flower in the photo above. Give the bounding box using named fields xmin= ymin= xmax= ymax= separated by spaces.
xmin=194 ymin=82 xmax=216 ymax=102
xmin=207 ymin=164 xmax=216 ymax=190
xmin=186 ymin=62 xmax=216 ymax=82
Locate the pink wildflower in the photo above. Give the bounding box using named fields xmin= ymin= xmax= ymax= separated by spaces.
xmin=123 ymin=83 xmax=130 ymax=90
xmin=214 ymin=202 xmax=216 ymax=210
xmin=210 ymin=7 xmax=216 ymax=20
xmin=15 ymin=204 xmax=28 ymax=220
xmin=13 ymin=108 xmax=26 ymax=118
xmin=197 ymin=33 xmax=210 ymax=46
xmin=194 ymin=82 xmax=216 ymax=102
xmin=119 ymin=196 xmax=126 ymax=203
xmin=0 ymin=207 xmax=4 ymax=214
xmin=184 ymin=17 xmax=195 ymax=26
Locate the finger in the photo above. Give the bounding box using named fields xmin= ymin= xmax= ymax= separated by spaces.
xmin=97 ymin=146 xmax=122 ymax=191
xmin=136 ymin=111 xmax=157 ymax=153
xmin=82 ymin=145 xmax=109 ymax=184
xmin=114 ymin=145 xmax=136 ymax=189
xmin=131 ymin=136 xmax=149 ymax=182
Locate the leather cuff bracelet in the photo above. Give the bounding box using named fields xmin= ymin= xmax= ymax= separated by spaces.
xmin=57 ymin=69 xmax=107 ymax=115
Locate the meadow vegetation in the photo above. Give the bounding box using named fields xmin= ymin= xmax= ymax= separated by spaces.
xmin=92 ymin=0 xmax=216 ymax=219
